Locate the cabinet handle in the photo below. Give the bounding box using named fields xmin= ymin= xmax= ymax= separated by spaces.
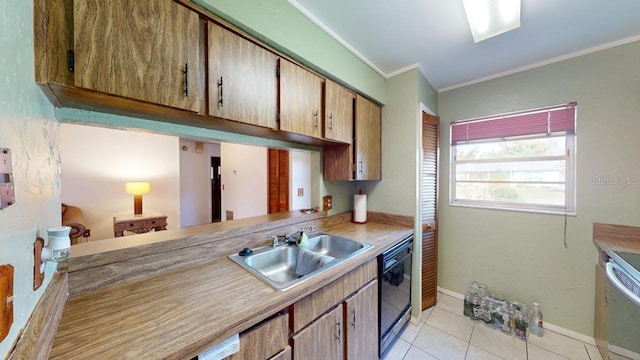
xmin=351 ymin=308 xmax=356 ymax=329
xmin=217 ymin=77 xmax=224 ymax=108
xmin=329 ymin=113 xmax=333 ymax=131
xmin=335 ymin=321 xmax=341 ymax=344
xmin=314 ymin=110 xmax=319 ymax=128
xmin=183 ymin=63 xmax=189 ymax=97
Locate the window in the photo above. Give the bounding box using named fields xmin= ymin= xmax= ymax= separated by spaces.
xmin=450 ymin=103 xmax=576 ymax=214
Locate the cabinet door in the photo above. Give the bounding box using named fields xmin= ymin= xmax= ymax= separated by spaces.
xmin=325 ymin=80 xmax=354 ymax=144
xmin=345 ymin=280 xmax=378 ymax=360
xmin=594 ymin=263 xmax=609 ymax=360
xmin=227 ymin=313 xmax=288 ymax=360
xmin=293 ymin=304 xmax=343 ymax=360
xmin=73 ymin=0 xmax=201 ymax=112
xmin=279 ymin=59 xmax=323 ymax=139
xmin=208 ymin=22 xmax=278 ymax=128
xmin=355 ymin=95 xmax=382 ymax=180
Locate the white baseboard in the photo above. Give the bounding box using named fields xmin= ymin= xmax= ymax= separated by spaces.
xmin=610 ymin=345 xmax=640 ymax=360
xmin=438 ymin=286 xmax=464 ymax=300
xmin=436 ymin=286 xmax=597 ymax=346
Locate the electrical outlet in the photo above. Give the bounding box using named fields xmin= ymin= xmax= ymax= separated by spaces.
xmin=84 ymin=229 xmax=91 ymax=238
xmin=297 ymin=188 xmax=304 ymax=197
xmin=33 ymin=238 xmax=44 ymax=290
xmin=323 ymin=195 xmax=332 ymax=211
xmin=0 ymin=264 xmax=14 ymax=342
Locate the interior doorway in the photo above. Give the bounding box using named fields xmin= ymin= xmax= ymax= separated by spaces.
xmin=268 ymin=149 xmax=289 ymax=213
xmin=211 ymin=156 xmax=221 ymax=222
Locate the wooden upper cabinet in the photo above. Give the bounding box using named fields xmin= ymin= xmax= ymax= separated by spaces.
xmin=323 ymin=95 xmax=381 ymax=181
xmin=355 ymin=95 xmax=382 ymax=180
xmin=208 ymin=21 xmax=278 ymax=128
xmin=278 ymin=59 xmax=324 ymax=139
xmin=73 ymin=0 xmax=201 ymax=112
xmin=324 ymin=80 xmax=354 ymax=144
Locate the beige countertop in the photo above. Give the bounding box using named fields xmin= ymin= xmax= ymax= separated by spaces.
xmin=593 ymin=222 xmax=640 ymax=255
xmin=49 ymin=213 xmax=413 ymax=359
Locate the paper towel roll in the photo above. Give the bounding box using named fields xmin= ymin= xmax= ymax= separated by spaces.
xmin=353 ymin=194 xmax=367 ymax=223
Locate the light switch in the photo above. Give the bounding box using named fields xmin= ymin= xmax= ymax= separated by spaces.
xmin=0 ymin=264 xmax=14 ymax=342
xmin=0 ymin=149 xmax=15 ymax=210
xmin=297 ymin=188 xmax=304 ymax=197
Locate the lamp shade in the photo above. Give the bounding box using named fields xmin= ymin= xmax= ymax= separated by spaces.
xmin=125 ymin=182 xmax=150 ymax=195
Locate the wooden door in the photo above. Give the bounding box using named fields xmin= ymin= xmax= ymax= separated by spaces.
xmin=421 ymin=112 xmax=439 ymax=309
xmin=73 ymin=0 xmax=201 ymax=112
xmin=268 ymin=149 xmax=289 ymax=214
xmin=208 ymin=21 xmax=278 ymax=128
xmin=354 ymin=95 xmax=381 ymax=180
xmin=325 ymin=80 xmax=354 ymax=144
xmin=278 ymin=59 xmax=323 ymax=139
xmin=293 ymin=304 xmax=343 ymax=360
xmin=344 ymin=280 xmax=378 ymax=360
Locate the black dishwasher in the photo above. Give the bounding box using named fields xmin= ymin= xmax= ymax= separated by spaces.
xmin=379 ymin=235 xmax=413 ymax=356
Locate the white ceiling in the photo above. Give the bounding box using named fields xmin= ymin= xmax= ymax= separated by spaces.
xmin=290 ymin=0 xmax=640 ymax=91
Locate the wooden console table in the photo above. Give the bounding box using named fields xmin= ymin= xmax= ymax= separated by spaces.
xmin=113 ymin=212 xmax=168 ymax=237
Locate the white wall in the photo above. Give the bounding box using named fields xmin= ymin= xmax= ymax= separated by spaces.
xmin=220 ymin=143 xmax=268 ymax=220
xmin=290 ymin=150 xmax=312 ymax=211
xmin=0 ymin=1 xmax=61 ymax=356
xmin=60 ymin=124 xmax=180 ymax=240
xmin=179 ymin=140 xmax=220 ymax=227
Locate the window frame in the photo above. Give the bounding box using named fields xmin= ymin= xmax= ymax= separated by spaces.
xmin=449 ymin=105 xmax=576 ymax=215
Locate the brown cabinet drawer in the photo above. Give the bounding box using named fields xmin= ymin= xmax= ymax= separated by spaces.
xmin=290 ymin=260 xmax=377 ymax=333
xmin=269 ymin=345 xmax=291 ymax=360
xmin=227 ymin=312 xmax=289 ymax=360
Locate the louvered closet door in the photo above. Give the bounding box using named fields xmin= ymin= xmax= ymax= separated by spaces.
xmin=268 ymin=149 xmax=289 ymax=214
xmin=422 ymin=112 xmax=440 ymax=310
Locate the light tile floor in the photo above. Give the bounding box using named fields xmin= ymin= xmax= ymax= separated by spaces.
xmin=383 ymin=292 xmax=630 ymax=360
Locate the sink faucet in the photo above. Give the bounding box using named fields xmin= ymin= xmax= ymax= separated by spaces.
xmin=271 ymin=227 xmax=313 ymax=247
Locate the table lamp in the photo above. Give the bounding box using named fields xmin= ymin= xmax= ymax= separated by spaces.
xmin=125 ymin=182 xmax=150 ymax=215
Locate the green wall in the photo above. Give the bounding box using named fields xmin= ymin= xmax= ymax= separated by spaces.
xmin=0 ymin=1 xmax=389 ymax=356
xmin=362 ymin=68 xmax=436 ymax=216
xmin=359 ymin=68 xmax=437 ymax=319
xmin=0 ymin=0 xmax=61 ymax=356
xmin=437 ymin=40 xmax=640 ymax=336
xmin=194 ymin=0 xmax=387 ymax=104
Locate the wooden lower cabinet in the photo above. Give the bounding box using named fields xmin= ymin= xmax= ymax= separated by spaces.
xmin=227 ymin=313 xmax=288 ymax=360
xmin=345 ymin=280 xmax=379 ymax=360
xmin=290 ymin=261 xmax=379 ymax=360
xmin=594 ymin=263 xmax=609 ymax=360
xmin=293 ymin=304 xmax=344 ymax=360
xmin=269 ymin=346 xmax=292 ymax=360
xmin=226 ymin=262 xmax=379 ymax=360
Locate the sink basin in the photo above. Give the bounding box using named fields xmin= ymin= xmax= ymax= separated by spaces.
xmin=244 ymin=245 xmax=300 ymax=284
xmin=229 ymin=232 xmax=372 ymax=291
xmin=302 ymin=233 xmax=366 ymax=258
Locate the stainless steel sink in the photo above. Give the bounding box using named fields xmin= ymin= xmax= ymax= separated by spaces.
xmin=229 ymin=232 xmax=372 ymax=291
xmin=302 ymin=233 xmax=366 ymax=258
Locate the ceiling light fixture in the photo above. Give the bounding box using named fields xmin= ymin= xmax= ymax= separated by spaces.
xmin=463 ymin=0 xmax=521 ymax=43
